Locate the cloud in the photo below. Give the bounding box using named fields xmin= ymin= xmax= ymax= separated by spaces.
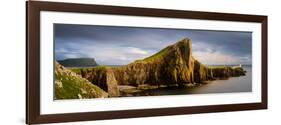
xmin=192 ymin=41 xmax=251 ymax=65
xmin=55 ymin=24 xmax=252 ymax=65
xmin=192 ymin=42 xmax=235 ymax=65
xmin=126 ymin=47 xmax=149 ymax=55
xmin=87 ymin=46 xmax=153 ymax=65
xmin=56 ymin=40 xmax=153 ymax=65
xmin=194 ymin=51 xmax=240 ymax=65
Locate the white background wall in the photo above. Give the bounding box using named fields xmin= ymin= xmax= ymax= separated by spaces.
xmin=0 ymin=0 xmax=280 ymax=124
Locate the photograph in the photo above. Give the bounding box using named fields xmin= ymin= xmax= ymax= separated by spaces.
xmin=54 ymin=24 xmax=252 ymax=100
xmin=25 ymin=1 xmax=267 ymax=124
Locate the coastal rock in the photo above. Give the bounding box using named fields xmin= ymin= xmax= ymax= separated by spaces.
xmin=81 ymin=67 xmax=120 ymax=97
xmin=211 ymin=66 xmax=246 ymax=79
xmin=194 ymin=60 xmax=209 ymax=83
xmin=55 ymin=62 xmax=108 ymax=99
xmin=76 ymin=38 xmax=246 ymax=89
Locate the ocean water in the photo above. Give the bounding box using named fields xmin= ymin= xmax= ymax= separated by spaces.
xmin=133 ymin=66 xmax=252 ymax=96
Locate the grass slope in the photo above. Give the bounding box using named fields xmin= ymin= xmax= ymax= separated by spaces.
xmin=55 ymin=62 xmax=108 ymax=99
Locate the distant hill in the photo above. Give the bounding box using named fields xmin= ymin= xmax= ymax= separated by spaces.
xmin=58 ymin=58 xmax=98 ymax=67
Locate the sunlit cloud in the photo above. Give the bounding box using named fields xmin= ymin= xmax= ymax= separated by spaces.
xmin=126 ymin=47 xmax=149 ymax=55
xmin=193 ymin=51 xmax=240 ymax=65
xmin=191 ymin=41 xmax=251 ymax=65
xmin=56 ymin=41 xmax=153 ymax=65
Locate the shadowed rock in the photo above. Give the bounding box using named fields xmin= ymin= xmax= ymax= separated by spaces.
xmin=81 ymin=67 xmax=120 ymax=97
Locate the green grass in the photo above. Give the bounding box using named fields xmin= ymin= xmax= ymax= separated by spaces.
xmin=232 ymin=67 xmax=244 ymax=72
xmin=70 ymin=66 xmax=107 ymax=74
xmin=137 ymin=46 xmax=170 ymax=62
xmin=70 ymin=65 xmax=124 ymax=74
xmin=134 ymin=38 xmax=189 ymax=63
xmin=92 ymin=65 xmax=108 ymax=70
xmin=69 ymin=68 xmax=84 ymax=74
xmin=208 ymin=66 xmax=228 ymax=69
xmin=208 ymin=66 xmax=244 ymax=70
xmin=55 ymin=69 xmax=107 ymax=99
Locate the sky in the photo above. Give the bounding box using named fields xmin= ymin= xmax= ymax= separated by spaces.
xmin=54 ymin=24 xmax=252 ymax=65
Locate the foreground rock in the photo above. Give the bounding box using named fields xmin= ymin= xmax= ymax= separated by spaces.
xmin=55 ymin=62 xmax=108 ymax=99
xmin=73 ymin=38 xmax=246 ymax=95
xmin=80 ymin=67 xmax=120 ymax=97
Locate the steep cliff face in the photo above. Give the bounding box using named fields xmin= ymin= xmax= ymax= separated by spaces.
xmin=210 ymin=66 xmax=245 ymax=79
xmin=55 ymin=62 xmax=108 ymax=99
xmin=80 ymin=67 xmax=120 ymax=97
xmin=74 ymin=38 xmax=246 ymax=95
xmin=113 ymin=38 xmax=196 ymax=86
xmin=194 ymin=60 xmax=211 ymax=83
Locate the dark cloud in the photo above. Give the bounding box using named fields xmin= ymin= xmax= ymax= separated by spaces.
xmin=55 ymin=24 xmax=252 ymax=65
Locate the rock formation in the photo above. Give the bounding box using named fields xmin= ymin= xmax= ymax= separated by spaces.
xmin=210 ymin=66 xmax=246 ymax=79
xmin=112 ymin=38 xmax=196 ymax=86
xmin=55 ymin=62 xmax=108 ymax=99
xmin=80 ymin=67 xmax=120 ymax=97
xmin=72 ymin=38 xmax=246 ymax=95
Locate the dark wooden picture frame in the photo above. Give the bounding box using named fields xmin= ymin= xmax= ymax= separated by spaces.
xmin=26 ymin=1 xmax=267 ymax=124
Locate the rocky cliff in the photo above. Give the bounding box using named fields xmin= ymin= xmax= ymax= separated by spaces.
xmin=80 ymin=66 xmax=120 ymax=97
xmin=55 ymin=62 xmax=108 ymax=99
xmin=210 ymin=66 xmax=246 ymax=79
xmin=73 ymin=38 xmax=246 ymax=95
xmin=113 ymin=38 xmax=196 ymax=86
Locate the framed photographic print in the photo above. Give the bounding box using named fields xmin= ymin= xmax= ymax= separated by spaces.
xmin=26 ymin=1 xmax=268 ymax=124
